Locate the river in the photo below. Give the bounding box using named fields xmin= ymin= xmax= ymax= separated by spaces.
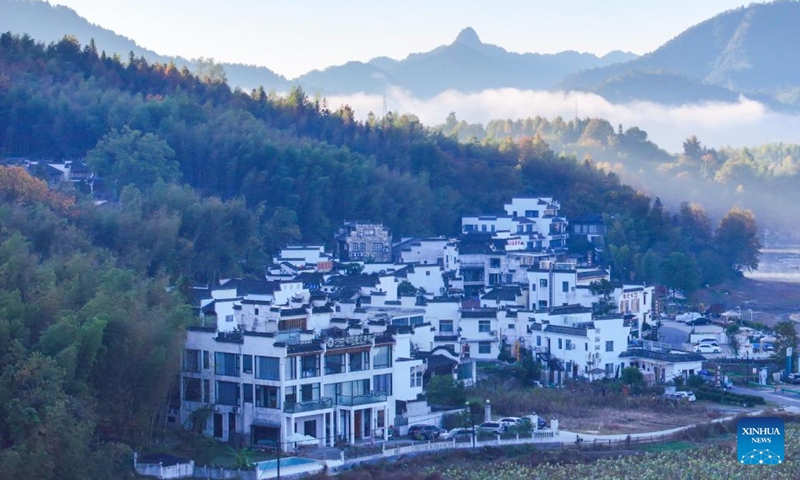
xmin=745 ymin=247 xmax=800 ymax=284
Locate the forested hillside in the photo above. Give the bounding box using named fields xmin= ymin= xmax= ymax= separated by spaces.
xmin=0 ymin=33 xmax=762 ymax=478
xmin=437 ymin=114 xmax=800 ymax=232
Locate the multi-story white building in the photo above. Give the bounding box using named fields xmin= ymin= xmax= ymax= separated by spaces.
xmin=461 ymin=197 xmax=569 ymax=251
xmin=180 ymin=327 xmax=400 ymax=448
xmin=515 ymin=305 xmax=632 ymax=382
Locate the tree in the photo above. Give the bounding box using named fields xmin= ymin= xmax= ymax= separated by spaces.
xmin=660 ymin=252 xmax=700 ymax=297
xmin=589 ymin=279 xmax=615 ymax=315
xmin=774 ymin=321 xmax=798 ymax=360
xmin=726 ymin=324 xmax=740 ymax=358
xmin=425 ymin=375 xmax=465 ymax=407
xmin=714 ymin=207 xmax=762 ymax=273
xmin=86 ymin=126 xmax=179 ymax=192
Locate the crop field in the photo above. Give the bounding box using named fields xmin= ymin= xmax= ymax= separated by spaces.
xmin=435 ymin=422 xmax=800 ymax=480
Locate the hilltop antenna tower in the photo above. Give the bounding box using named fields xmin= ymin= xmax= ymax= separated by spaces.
xmin=382 ymin=95 xmax=388 ymax=118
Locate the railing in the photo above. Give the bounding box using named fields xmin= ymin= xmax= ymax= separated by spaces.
xmin=337 ymin=392 xmax=388 ymax=406
xmin=283 ymin=397 xmax=333 ymax=413
xmin=287 ymin=339 xmax=324 ymax=354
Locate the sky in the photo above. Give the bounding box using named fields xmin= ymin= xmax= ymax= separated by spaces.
xmin=49 ymin=0 xmax=760 ymax=79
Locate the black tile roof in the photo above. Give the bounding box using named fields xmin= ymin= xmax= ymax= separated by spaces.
xmin=620 ymin=348 xmax=706 ymax=363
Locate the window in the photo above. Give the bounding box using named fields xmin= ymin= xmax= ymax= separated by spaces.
xmin=536 ymin=335 xmax=541 ymax=347
xmin=565 ymin=339 xmax=572 ymax=350
xmin=372 ymin=346 xmax=392 ymax=369
xmin=243 ymin=383 xmax=253 ymax=403
xmin=426 ymin=270 xmax=431 ymax=276
xmin=562 ymin=281 xmax=569 ymax=293
xmin=214 ymin=352 xmax=240 ymax=377
xmin=255 ymin=385 xmax=280 ymax=409
xmin=325 ymin=353 xmax=345 ymax=374
xmin=300 ymin=383 xmax=320 ymax=402
xmin=410 ymin=366 xmax=423 ymax=387
xmin=254 ymin=307 xmax=259 ymax=315
xmin=490 ymin=258 xmax=501 ymax=268
xmin=457 ymin=362 xmax=473 ymax=380
xmin=203 ymin=380 xmax=209 ymax=402
xmin=525 ymin=210 xmax=535 ymax=217
xmin=558 ymin=338 xmax=562 ymax=350
xmin=478 ymin=342 xmax=491 ymax=354
xmin=377 ymin=410 xmax=386 ymax=430
xmin=184 ymin=349 xmax=201 ymax=373
xmin=349 ymin=351 xmax=370 ymax=372
xmin=225 ymin=314 xmax=234 ymax=323
xmin=284 ymin=386 xmax=296 ymax=406
xmin=301 ymin=354 xmax=320 ymax=378
xmin=410 ymin=316 xmax=424 ymax=325
xmin=439 ymin=320 xmax=454 ymax=333
xmin=372 ymin=242 xmax=382 ymax=252
xmin=539 ymin=279 xmax=548 ymax=288
xmin=538 ymin=300 xmax=548 ymax=309
xmin=508 ymin=323 xmax=515 ymax=330
xmin=215 ymin=381 xmax=239 ymax=406
xmin=183 ymin=377 xmax=201 ymax=402
xmin=203 ymin=351 xmax=210 ymax=369
xmin=605 ymin=363 xmax=614 ymax=376
xmin=605 ymin=341 xmax=614 ymax=352
xmin=285 ymin=357 xmax=297 ymax=380
xmin=243 ymin=355 xmax=253 ymax=374
xmin=585 ymin=342 xmax=588 ymax=351
xmin=478 ymin=320 xmax=491 ymax=333
xmin=256 ymin=356 xmax=280 ymax=380
xmin=373 ymin=373 xmax=392 ymax=395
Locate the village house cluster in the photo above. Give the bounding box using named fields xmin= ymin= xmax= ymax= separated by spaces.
xmin=177 ymin=197 xmax=705 ymax=450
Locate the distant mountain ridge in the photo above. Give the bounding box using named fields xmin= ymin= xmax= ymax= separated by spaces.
xmin=3 ymin=0 xmax=800 ymax=109
xmin=0 ymin=0 xmax=290 ymax=92
xmin=561 ymin=1 xmax=800 ymax=107
xmin=298 ymin=27 xmax=637 ymax=97
xmin=0 ymin=0 xmax=635 ymax=97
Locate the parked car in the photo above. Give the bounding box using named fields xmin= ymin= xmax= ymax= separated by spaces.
xmin=477 ymin=421 xmax=505 ymax=435
xmin=673 ymin=391 xmax=696 ymax=402
xmin=524 ymin=415 xmax=548 ymax=429
xmin=693 ymin=344 xmax=721 ymax=354
xmin=686 ymin=318 xmax=710 ymax=326
xmin=447 ymin=427 xmax=476 ymax=439
xmin=408 ymin=424 xmax=442 ymax=440
xmin=698 ymin=338 xmax=719 ymax=345
xmin=786 ymin=373 xmax=800 ymax=384
xmin=676 ymin=312 xmax=702 ymax=323
xmin=498 ymin=417 xmax=523 ymax=429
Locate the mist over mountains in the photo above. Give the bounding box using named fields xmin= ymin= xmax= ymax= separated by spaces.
xmin=3 ymin=0 xmax=800 ymax=150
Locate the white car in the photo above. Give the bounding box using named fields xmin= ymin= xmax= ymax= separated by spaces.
xmin=693 ymin=344 xmax=721 ymax=354
xmin=676 ymin=312 xmax=702 ymax=323
xmin=497 ymin=417 xmax=523 ymax=429
xmin=674 ymin=391 xmax=696 ymax=402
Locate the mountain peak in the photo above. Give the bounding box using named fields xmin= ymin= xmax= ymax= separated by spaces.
xmin=454 ymin=27 xmax=482 ymax=47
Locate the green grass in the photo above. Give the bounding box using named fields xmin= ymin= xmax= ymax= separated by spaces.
xmin=637 ymin=440 xmax=695 ymax=452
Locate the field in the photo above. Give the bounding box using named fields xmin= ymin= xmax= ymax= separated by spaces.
xmin=695 ymin=277 xmax=800 ymax=328
xmin=324 ymin=417 xmax=800 ymax=480
xmin=466 ymin=377 xmax=738 ymax=435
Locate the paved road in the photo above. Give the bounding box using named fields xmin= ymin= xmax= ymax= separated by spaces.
xmin=731 ymin=385 xmax=800 ymax=407
xmin=659 ymin=323 xmax=688 ymax=349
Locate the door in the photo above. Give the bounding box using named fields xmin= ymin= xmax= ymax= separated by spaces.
xmin=228 ymin=412 xmax=236 ymax=434
xmin=363 ymin=409 xmax=371 ymax=438
xmin=213 ymin=413 xmax=223 ymax=438
xmin=304 ymin=420 xmax=317 ymax=438
xmin=354 ymin=410 xmax=362 ymax=440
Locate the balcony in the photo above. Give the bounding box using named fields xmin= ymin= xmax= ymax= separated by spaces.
xmin=283 ymin=397 xmax=333 ymax=413
xmin=336 ymin=392 xmax=388 ymax=406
